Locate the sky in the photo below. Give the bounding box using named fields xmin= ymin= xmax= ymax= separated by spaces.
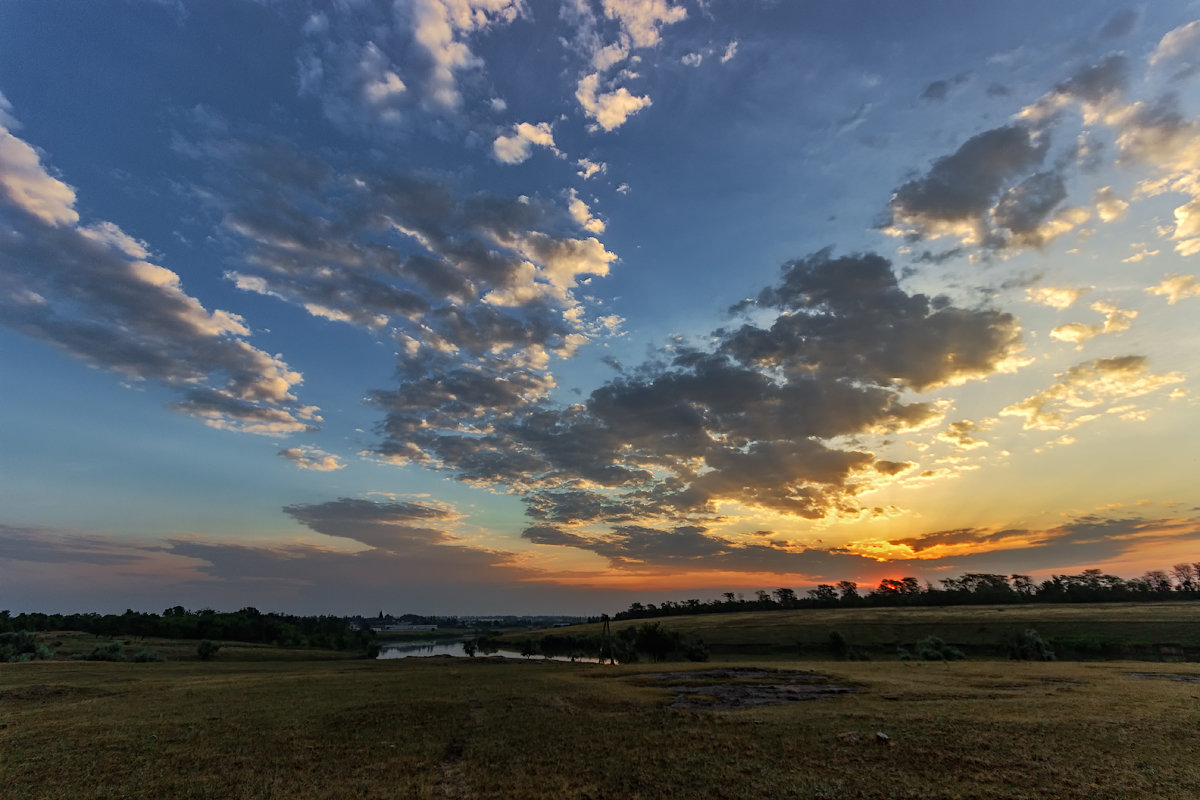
xmin=2 ymin=1 xmax=1200 ymax=616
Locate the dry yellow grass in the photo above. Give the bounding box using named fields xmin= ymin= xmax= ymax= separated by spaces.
xmin=2 ymin=654 xmax=1198 ymax=798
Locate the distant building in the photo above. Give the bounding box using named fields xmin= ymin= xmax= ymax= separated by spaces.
xmin=372 ymin=624 xmax=438 ymax=632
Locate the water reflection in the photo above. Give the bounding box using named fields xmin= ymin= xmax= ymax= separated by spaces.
xmin=377 ymin=640 xmax=600 ymax=663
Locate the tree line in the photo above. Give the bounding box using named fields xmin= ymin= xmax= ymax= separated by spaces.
xmin=0 ymin=606 xmax=374 ymax=651
xmin=611 ymin=563 xmax=1200 ymax=621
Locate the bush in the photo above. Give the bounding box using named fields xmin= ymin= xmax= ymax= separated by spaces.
xmin=915 ymin=635 xmax=965 ymax=661
xmin=1005 ymin=628 xmax=1055 ymax=661
xmin=132 ymin=648 xmax=164 ymax=662
xmin=197 ymin=640 xmax=221 ymax=661
xmin=0 ymin=631 xmax=53 ymax=662
xmin=75 ymin=641 xmax=125 ymax=662
xmin=828 ymin=630 xmax=867 ymax=660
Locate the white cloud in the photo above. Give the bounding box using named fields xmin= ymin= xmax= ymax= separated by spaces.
xmin=0 ymin=112 xmax=313 ymax=435
xmin=1094 ymin=185 xmax=1128 ymax=222
xmin=576 ymin=73 xmax=652 ymax=131
xmin=601 ymin=0 xmax=686 ymax=49
xmin=1000 ymin=356 xmax=1183 ymax=431
xmin=0 ymin=122 xmax=78 ymax=226
xmin=681 ymin=52 xmax=702 ymax=68
xmin=720 ymin=40 xmax=738 ymax=63
xmin=1027 ymin=285 xmax=1091 ymax=309
xmin=280 ymin=446 xmax=346 ymax=472
xmin=1149 ymin=20 xmax=1200 ymax=68
xmin=1146 ymin=273 xmax=1200 ymax=304
xmin=1049 ymin=301 xmax=1136 ymax=345
xmin=1122 ymin=244 xmax=1160 ymax=263
xmin=409 ymin=0 xmax=524 ymax=110
xmin=363 ymin=69 xmax=407 ymax=105
xmin=492 ymin=121 xmax=558 ymax=164
xmin=576 ymin=158 xmax=607 ymax=179
xmin=567 ymin=188 xmax=606 ymax=234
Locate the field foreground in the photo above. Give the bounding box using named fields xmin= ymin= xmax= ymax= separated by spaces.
xmin=3 ymin=656 xmax=1199 ymax=799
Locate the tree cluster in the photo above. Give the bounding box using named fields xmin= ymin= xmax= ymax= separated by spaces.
xmin=0 ymin=607 xmax=375 ymax=651
xmin=613 ymin=564 xmax=1200 ymax=621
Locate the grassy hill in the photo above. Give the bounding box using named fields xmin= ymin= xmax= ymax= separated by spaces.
xmin=507 ymin=602 xmax=1200 ymax=660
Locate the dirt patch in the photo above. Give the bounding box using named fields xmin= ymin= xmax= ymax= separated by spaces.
xmin=1128 ymin=672 xmax=1200 ymax=683
xmin=623 ymin=667 xmax=860 ymax=711
xmin=0 ymin=684 xmax=113 ymax=704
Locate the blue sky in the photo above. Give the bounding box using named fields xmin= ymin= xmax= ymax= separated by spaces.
xmin=2 ymin=0 xmax=1200 ymax=615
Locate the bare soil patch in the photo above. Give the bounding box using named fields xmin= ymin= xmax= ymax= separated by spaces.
xmin=1128 ymin=672 xmax=1200 ymax=683
xmin=0 ymin=684 xmax=113 ymax=704
xmin=623 ymin=667 xmax=860 ymax=710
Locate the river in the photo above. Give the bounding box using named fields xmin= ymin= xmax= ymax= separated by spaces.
xmin=376 ymin=640 xmax=601 ymax=663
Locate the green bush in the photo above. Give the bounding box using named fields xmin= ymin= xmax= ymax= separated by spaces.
xmin=1005 ymin=628 xmax=1055 ymax=661
xmin=828 ymin=630 xmax=867 ymax=660
xmin=74 ymin=641 xmax=125 ymax=661
xmin=915 ymin=635 xmax=965 ymax=661
xmin=0 ymin=631 xmax=53 ymax=662
xmin=197 ymin=640 xmax=221 ymax=661
xmin=132 ymin=648 xmax=164 ymax=662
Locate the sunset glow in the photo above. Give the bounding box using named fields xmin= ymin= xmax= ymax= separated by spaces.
xmin=2 ymin=1 xmax=1199 ymax=615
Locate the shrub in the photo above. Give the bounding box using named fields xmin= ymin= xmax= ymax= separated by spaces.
xmin=0 ymin=631 xmax=53 ymax=662
xmin=75 ymin=641 xmax=125 ymax=662
xmin=1005 ymin=628 xmax=1055 ymax=661
xmin=197 ymin=640 xmax=221 ymax=661
xmin=915 ymin=635 xmax=965 ymax=661
xmin=132 ymin=648 xmax=164 ymax=663
xmin=828 ymin=630 xmax=867 ymax=660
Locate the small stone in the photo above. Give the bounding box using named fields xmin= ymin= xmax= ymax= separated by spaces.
xmin=875 ymin=732 xmax=892 ymax=745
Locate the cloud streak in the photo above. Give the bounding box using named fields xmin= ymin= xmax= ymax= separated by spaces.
xmin=0 ymin=109 xmax=315 ymax=435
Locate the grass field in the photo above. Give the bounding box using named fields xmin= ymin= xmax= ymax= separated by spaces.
xmin=3 ymin=653 xmax=1199 ymax=798
xmin=518 ymin=603 xmax=1200 ymax=660
xmin=29 ymin=631 xmax=364 ymax=663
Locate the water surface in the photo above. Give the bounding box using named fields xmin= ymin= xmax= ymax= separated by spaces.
xmin=377 ymin=640 xmax=600 ymax=663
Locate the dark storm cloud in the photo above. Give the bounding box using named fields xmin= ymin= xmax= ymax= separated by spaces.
xmin=911 ymin=247 xmax=965 ymax=265
xmin=1048 ymin=53 xmax=1129 ymax=106
xmin=1018 ymin=54 xmax=1129 ymax=128
xmin=991 ymin=171 xmax=1068 ymax=241
xmin=887 ymin=55 xmax=1133 ymax=253
xmin=886 ymin=124 xmax=1048 ymax=241
xmin=521 ymin=521 xmax=875 ymax=575
xmin=282 ymin=497 xmax=459 ymax=551
xmin=372 ymin=249 xmax=1023 ymax=531
xmin=728 ymin=250 xmax=1023 ymax=392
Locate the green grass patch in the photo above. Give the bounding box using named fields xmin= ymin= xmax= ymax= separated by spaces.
xmin=515 ymin=603 xmax=1200 ymax=661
